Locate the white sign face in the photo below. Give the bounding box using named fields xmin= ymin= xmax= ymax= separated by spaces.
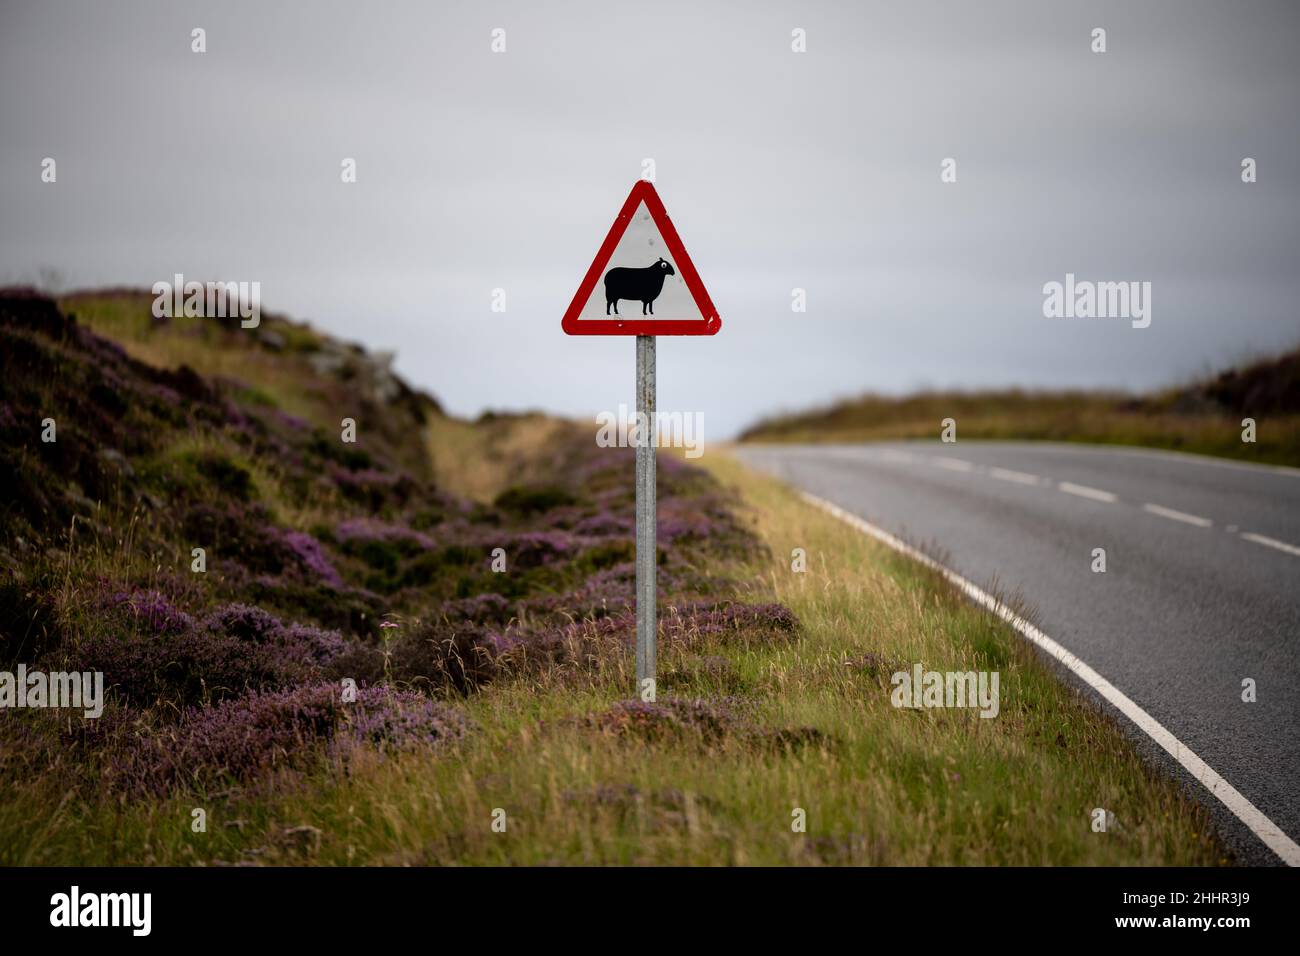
xmin=574 ymin=202 xmax=699 ymax=322
xmin=562 ymin=180 xmax=720 ymax=336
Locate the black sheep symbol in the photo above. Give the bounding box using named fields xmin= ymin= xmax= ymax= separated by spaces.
xmin=604 ymin=257 xmax=676 ymax=315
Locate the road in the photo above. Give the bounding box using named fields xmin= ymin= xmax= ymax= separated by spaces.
xmin=733 ymin=440 xmax=1300 ymax=865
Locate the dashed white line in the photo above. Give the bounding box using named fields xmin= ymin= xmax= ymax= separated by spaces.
xmin=798 ymin=489 xmax=1300 ymax=867
xmin=1142 ymin=503 xmax=1213 ymax=528
xmin=833 ymin=449 xmax=1294 ymax=563
xmin=1058 ymin=481 xmax=1118 ymax=503
xmin=933 ymin=456 xmax=974 ymax=472
xmin=989 ymin=466 xmax=1040 ymax=486
xmin=1240 ymin=532 xmax=1300 ymax=558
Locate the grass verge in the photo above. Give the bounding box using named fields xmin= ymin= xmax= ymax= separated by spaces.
xmin=2 ymin=452 xmax=1227 ymax=865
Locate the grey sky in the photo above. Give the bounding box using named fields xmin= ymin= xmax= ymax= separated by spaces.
xmin=3 ymin=0 xmax=1298 ymax=437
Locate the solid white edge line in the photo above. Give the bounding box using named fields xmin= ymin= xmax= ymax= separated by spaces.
xmin=1058 ymin=481 xmax=1118 ymax=503
xmin=800 ymin=489 xmax=1300 ymax=867
xmin=1240 ymin=532 xmax=1300 ymax=558
xmin=1141 ymin=503 xmax=1213 ymax=528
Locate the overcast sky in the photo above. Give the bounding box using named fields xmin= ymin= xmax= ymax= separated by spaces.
xmin=3 ymin=0 xmax=1298 ymax=437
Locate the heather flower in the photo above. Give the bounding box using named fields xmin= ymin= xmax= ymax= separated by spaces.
xmin=655 ymin=497 xmax=747 ymax=547
xmin=655 ymin=453 xmax=692 ymax=477
xmin=481 ymin=630 xmax=525 ymax=656
xmin=329 ymin=467 xmax=417 ymax=509
xmin=535 ymin=504 xmax=587 ymax=530
xmin=62 ymin=601 xmax=355 ymax=707
xmin=661 ymin=601 xmax=799 ymax=645
xmin=506 ymin=530 xmax=576 ymax=568
xmin=271 ymin=408 xmax=310 ymax=431
xmin=345 ymin=687 xmax=470 ymax=751
xmin=206 ymin=603 xmax=347 ymax=664
xmin=206 ymin=603 xmax=284 ymax=642
xmin=278 ymin=529 xmax=343 ymax=588
xmin=572 ymin=512 xmax=633 ymax=537
xmin=439 ymin=593 xmax=510 ymax=624
xmin=2 ymin=290 xmax=805 ymax=814
xmin=563 ymin=564 xmax=636 ymax=612
xmin=105 ymin=588 xmax=194 ymax=635
xmin=281 ymin=623 xmax=349 ymax=664
xmin=71 ymin=626 xmax=306 ymax=706
xmin=115 ymin=683 xmax=470 ymax=793
xmin=181 ymin=502 xmax=296 ymax=577
xmin=330 ymin=466 xmax=404 ymax=488
xmin=472 ymin=599 xmax=797 ymax=684
xmin=334 ymin=517 xmax=434 ymax=551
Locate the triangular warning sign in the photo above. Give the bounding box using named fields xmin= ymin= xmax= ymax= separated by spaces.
xmin=562 ymin=181 xmax=721 ymax=336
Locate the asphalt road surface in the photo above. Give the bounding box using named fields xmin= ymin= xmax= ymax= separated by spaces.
xmin=734 ymin=440 xmax=1300 ymax=865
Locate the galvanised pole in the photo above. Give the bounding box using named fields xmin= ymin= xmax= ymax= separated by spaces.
xmin=635 ymin=334 xmax=656 ymax=700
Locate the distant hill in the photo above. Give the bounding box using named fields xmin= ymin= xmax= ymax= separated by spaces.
xmin=738 ymin=348 xmax=1300 ymax=467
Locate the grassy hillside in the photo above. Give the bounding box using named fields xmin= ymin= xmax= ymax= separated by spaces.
xmin=0 ymin=289 xmax=1227 ymax=864
xmin=0 ymin=289 xmax=763 ymax=851
xmin=739 ymin=349 xmax=1300 ymax=467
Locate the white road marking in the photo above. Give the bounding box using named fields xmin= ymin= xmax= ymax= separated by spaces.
xmin=1142 ymin=503 xmax=1213 ymax=528
xmin=989 ymin=466 xmax=1040 ymax=486
xmin=799 ymin=490 xmax=1300 ymax=867
xmin=1058 ymin=481 xmax=1118 ymax=503
xmin=933 ymin=456 xmax=974 ymax=472
xmin=1240 ymin=532 xmax=1300 ymax=558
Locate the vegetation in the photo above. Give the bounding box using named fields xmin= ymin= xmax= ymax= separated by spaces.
xmin=739 ymin=349 xmax=1300 ymax=467
xmin=0 ymin=289 xmax=1227 ymax=864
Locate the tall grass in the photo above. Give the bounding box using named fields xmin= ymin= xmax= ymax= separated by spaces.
xmin=1 ymin=454 xmax=1228 ymax=866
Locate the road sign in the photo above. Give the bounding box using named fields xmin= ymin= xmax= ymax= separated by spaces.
xmin=563 ymin=181 xmax=720 ymax=702
xmin=562 ymin=180 xmax=721 ymax=337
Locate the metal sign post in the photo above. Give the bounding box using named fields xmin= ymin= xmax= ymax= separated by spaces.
xmin=635 ymin=334 xmax=657 ymax=700
xmin=561 ymin=180 xmax=720 ymax=701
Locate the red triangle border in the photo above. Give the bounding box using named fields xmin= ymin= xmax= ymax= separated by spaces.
xmin=561 ymin=181 xmax=721 ymax=336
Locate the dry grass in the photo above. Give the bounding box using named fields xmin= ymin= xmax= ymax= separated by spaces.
xmin=64 ymin=293 xmax=329 ymax=426
xmin=741 ymin=387 xmax=1300 ymax=467
xmin=2 ymin=451 xmax=1229 ymax=866
xmin=424 ymin=412 xmax=577 ymax=503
